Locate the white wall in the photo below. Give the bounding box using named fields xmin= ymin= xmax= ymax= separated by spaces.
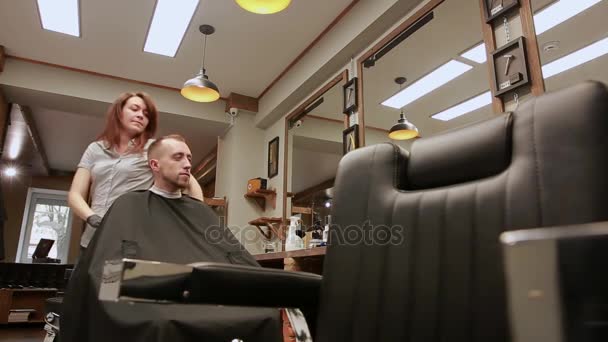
xmin=0 ymin=58 xmax=227 ymax=123
xmin=215 ymin=113 xmax=266 ymax=254
xmin=292 ymin=148 xmax=341 ymax=193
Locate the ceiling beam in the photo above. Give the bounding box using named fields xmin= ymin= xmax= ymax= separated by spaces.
xmin=225 ymin=93 xmax=258 ymax=113
xmin=20 ymin=105 xmax=50 ymax=175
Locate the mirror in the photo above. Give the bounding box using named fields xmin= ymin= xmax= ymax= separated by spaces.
xmin=531 ymin=0 xmax=608 ymax=91
xmin=361 ymin=0 xmax=491 ymax=150
xmin=284 ymin=72 xmax=347 ymax=248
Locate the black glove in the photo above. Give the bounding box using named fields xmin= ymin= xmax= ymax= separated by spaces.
xmin=86 ymin=214 xmax=103 ymax=228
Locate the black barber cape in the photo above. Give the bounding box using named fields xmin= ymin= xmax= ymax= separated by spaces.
xmin=61 ymin=191 xmax=281 ymax=342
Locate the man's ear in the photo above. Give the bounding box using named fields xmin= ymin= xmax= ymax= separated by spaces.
xmin=149 ymin=159 xmax=160 ymax=171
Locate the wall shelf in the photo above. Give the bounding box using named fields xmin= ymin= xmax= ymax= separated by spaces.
xmin=0 ymin=288 xmax=57 ymax=324
xmin=204 ymin=197 xmax=226 ymax=208
xmin=254 ymin=247 xmax=327 ymax=273
xmin=249 ymin=217 xmax=284 ymax=239
xmin=244 ymin=189 xmax=276 ymax=210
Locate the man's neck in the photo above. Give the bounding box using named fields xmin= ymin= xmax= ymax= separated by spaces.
xmin=150 ymin=183 xmax=182 ymax=199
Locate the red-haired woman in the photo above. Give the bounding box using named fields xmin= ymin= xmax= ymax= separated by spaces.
xmin=68 ymin=92 xmax=203 ymax=249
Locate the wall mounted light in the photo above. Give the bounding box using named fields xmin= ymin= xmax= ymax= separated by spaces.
xmin=388 ymin=77 xmax=419 ymax=140
xmin=236 ymin=0 xmax=291 ymax=14
xmin=3 ymin=166 xmax=18 ymax=177
xmin=181 ymin=25 xmax=220 ymax=103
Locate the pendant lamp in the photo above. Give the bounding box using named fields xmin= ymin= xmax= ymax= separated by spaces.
xmin=236 ymin=0 xmax=291 ymax=14
xmin=388 ymin=77 xmax=419 ymax=140
xmin=181 ymin=25 xmax=220 ymax=103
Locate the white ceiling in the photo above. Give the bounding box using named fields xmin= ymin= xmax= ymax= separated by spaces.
xmin=0 ymin=0 xmax=359 ymax=173
xmin=2 ymin=85 xmax=226 ymax=172
xmin=0 ymin=0 xmax=353 ymax=98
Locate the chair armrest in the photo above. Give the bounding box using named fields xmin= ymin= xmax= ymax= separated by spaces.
xmin=501 ymin=221 xmax=608 ymax=341
xmin=100 ymin=259 xmax=322 ymax=309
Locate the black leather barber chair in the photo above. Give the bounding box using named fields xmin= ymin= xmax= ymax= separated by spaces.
xmin=100 ymin=81 xmax=608 ymax=341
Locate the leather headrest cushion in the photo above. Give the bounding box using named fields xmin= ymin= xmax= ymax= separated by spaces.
xmin=407 ymin=113 xmax=513 ymax=189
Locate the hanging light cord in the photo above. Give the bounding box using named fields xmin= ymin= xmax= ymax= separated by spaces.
xmin=200 ymin=34 xmax=207 ymax=74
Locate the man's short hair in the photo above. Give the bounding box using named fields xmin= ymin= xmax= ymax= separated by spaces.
xmin=148 ymin=134 xmax=187 ymax=161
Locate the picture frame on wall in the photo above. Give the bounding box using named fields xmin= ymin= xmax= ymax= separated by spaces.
xmin=482 ymin=0 xmax=519 ymax=23
xmin=489 ymin=36 xmax=530 ymax=97
xmin=342 ymin=124 xmax=359 ymax=155
xmin=268 ymin=136 xmax=279 ymax=178
xmin=342 ymin=77 xmax=358 ymax=114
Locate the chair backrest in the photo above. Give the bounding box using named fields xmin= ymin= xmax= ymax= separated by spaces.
xmin=316 ymin=82 xmax=608 ymax=341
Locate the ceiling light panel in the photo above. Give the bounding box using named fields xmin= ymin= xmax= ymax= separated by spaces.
xmin=534 ymin=0 xmax=601 ymax=35
xmin=461 ymin=43 xmax=487 ymax=63
xmin=37 ymin=0 xmax=80 ymax=37
xmin=543 ymin=36 xmax=608 ymax=78
xmin=431 ymin=91 xmax=492 ymax=121
xmin=382 ymin=60 xmax=473 ymax=109
xmin=144 ymin=0 xmax=199 ymax=57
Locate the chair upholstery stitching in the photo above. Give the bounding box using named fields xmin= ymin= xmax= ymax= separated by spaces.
xmin=530 ymin=100 xmax=543 ymax=226
xmin=347 ymin=144 xmax=378 ymax=341
xmin=437 ymin=189 xmax=448 ymax=341
xmin=469 ymin=183 xmax=478 ymax=341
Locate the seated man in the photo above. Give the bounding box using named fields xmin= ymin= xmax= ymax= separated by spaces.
xmin=61 ymin=135 xmax=281 ymax=342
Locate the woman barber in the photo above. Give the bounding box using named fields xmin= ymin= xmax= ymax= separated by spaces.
xmin=68 ymin=92 xmax=204 ymax=250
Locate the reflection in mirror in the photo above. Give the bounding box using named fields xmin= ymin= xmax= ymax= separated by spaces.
xmin=362 ymin=0 xmax=491 ymax=150
xmin=286 ymin=78 xmax=345 ymax=248
xmin=532 ymin=0 xmax=607 ymax=91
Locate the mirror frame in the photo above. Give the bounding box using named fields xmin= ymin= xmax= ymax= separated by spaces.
xmin=356 ymin=0 xmax=444 ymax=145
xmin=281 ymin=70 xmax=349 ymax=237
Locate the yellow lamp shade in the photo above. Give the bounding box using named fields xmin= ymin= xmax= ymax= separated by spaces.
xmin=388 ymin=114 xmax=419 ymax=140
xmin=181 ymin=72 xmax=220 ymax=103
xmin=236 ymin=0 xmax=291 ymax=14
xmin=388 ymin=129 xmax=419 ymax=140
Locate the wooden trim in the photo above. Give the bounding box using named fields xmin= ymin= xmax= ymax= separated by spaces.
xmin=257 ymin=0 xmax=359 ymax=99
xmin=356 ymin=64 xmax=365 ymax=145
xmin=192 ymin=145 xmax=218 ymax=176
xmin=5 ymin=55 xmax=228 ymax=101
xmin=306 ymin=114 xmax=344 ymax=125
xmin=358 ymin=0 xmax=444 ymax=65
xmin=225 ymin=92 xmax=259 ymax=113
xmin=285 ymin=71 xmax=348 ymax=122
xmin=519 ymin=0 xmax=545 ymax=96
xmin=292 ymin=178 xmax=335 ymax=204
xmin=357 ymin=0 xmax=445 ymax=145
xmin=478 ymin=0 xmax=505 ymax=113
xmin=291 ymin=206 xmax=312 ymax=215
xmin=254 ymin=246 xmax=326 ymax=262
xmin=282 ymin=70 xmax=348 ymax=244
xmin=0 ymin=45 xmax=5 ymax=73
xmin=20 ymin=105 xmax=50 ymax=175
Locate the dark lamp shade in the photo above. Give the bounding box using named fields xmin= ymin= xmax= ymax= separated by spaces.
xmin=388 ymin=114 xmax=419 ymax=140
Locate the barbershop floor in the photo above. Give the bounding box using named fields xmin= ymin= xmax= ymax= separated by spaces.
xmin=0 ymin=324 xmax=45 ymax=342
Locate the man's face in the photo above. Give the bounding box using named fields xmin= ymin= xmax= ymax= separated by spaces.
xmin=151 ymin=139 xmax=192 ymax=190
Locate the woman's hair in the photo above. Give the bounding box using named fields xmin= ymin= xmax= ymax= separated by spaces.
xmin=97 ymin=92 xmax=158 ymax=152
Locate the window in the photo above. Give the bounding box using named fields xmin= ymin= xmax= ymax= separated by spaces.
xmin=16 ymin=188 xmax=73 ymax=263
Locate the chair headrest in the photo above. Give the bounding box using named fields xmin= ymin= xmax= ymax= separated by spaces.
xmin=407 ymin=113 xmax=513 ymax=189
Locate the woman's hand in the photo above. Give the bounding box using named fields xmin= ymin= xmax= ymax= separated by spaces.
xmin=186 ymin=174 xmax=204 ymax=202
